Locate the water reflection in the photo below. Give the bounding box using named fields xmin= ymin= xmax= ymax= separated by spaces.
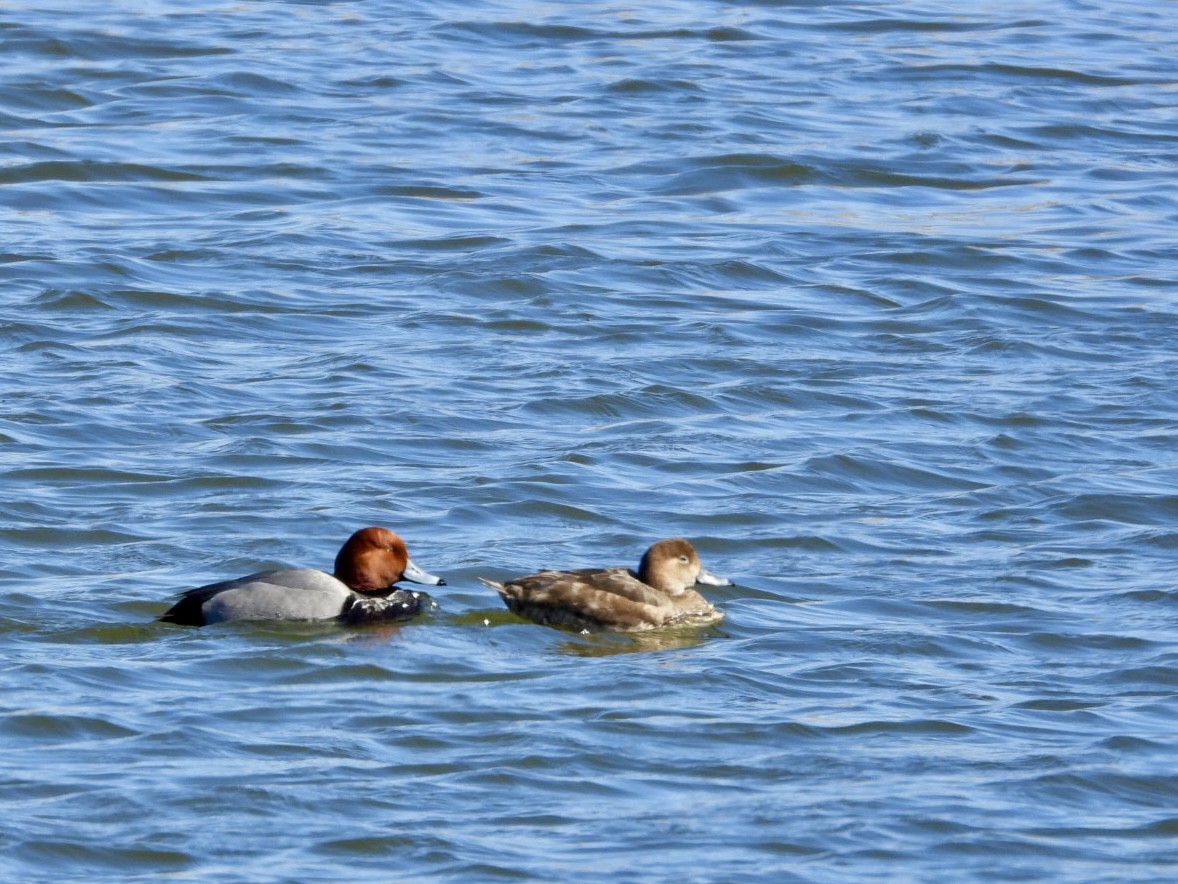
xmin=460 ymin=607 xmax=723 ymax=656
xmin=557 ymin=626 xmax=721 ymax=657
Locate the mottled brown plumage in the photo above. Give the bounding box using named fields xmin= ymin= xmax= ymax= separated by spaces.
xmin=480 ymin=538 xmax=732 ymax=632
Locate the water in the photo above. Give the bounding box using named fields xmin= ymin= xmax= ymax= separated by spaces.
xmin=2 ymin=0 xmax=1177 ymax=879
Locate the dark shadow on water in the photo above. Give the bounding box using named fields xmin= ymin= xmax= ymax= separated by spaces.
xmin=457 ymin=607 xmax=726 ymax=656
xmin=557 ymin=626 xmax=722 ymax=657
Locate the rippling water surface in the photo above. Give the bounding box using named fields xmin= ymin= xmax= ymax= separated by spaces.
xmin=3 ymin=1 xmax=1177 ymax=879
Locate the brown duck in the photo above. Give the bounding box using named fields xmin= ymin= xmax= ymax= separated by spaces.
xmin=480 ymin=537 xmax=732 ymax=632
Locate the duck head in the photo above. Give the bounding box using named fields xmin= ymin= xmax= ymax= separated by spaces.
xmin=334 ymin=526 xmax=445 ymax=594
xmin=637 ymin=537 xmax=732 ymax=595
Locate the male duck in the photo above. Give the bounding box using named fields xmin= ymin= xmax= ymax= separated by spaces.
xmin=480 ymin=537 xmax=731 ymax=632
xmin=160 ymin=526 xmax=444 ymax=626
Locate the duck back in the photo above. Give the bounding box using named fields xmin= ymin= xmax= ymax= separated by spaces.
xmin=161 ymin=568 xmax=352 ymax=626
xmin=487 ymin=566 xmax=719 ymax=632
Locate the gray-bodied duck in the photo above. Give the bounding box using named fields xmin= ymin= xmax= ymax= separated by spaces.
xmin=160 ymin=526 xmax=445 ymax=626
xmin=480 ymin=537 xmax=731 ymax=632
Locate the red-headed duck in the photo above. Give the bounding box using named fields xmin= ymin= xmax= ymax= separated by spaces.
xmin=480 ymin=537 xmax=732 ymax=632
xmin=160 ymin=526 xmax=445 ymax=626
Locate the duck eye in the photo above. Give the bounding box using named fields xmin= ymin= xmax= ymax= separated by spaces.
xmin=679 ymin=555 xmax=689 ymax=563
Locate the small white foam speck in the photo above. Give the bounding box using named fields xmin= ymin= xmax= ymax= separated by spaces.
xmin=483 ymin=618 xmax=491 ymax=627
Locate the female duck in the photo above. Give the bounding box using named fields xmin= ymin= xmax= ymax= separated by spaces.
xmin=160 ymin=526 xmax=444 ymax=626
xmin=480 ymin=537 xmax=731 ymax=632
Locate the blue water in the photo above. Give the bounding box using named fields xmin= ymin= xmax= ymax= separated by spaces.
xmin=2 ymin=1 xmax=1177 ymax=880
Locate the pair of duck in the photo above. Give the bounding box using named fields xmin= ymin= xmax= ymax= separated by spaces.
xmin=160 ymin=526 xmax=732 ymax=632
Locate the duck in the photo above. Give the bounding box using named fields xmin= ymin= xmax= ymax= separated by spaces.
xmin=159 ymin=526 xmax=445 ymax=626
xmin=479 ymin=537 xmax=731 ymax=632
